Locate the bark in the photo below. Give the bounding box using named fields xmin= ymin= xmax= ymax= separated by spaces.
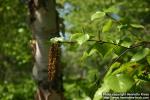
xmin=27 ymin=0 xmax=63 ymax=99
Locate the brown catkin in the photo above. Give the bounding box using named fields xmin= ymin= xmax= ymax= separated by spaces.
xmin=48 ymin=43 xmax=60 ymax=81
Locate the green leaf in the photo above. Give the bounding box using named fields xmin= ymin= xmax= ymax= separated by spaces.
xmin=105 ymin=74 xmax=134 ymax=92
xmin=117 ymin=24 xmax=128 ymax=31
xmin=131 ymin=48 xmax=149 ymax=62
xmin=93 ymin=83 xmax=110 ymax=100
xmin=147 ymin=56 xmax=150 ymax=65
xmin=104 ymin=6 xmax=119 ymax=13
xmin=121 ymin=41 xmax=132 ymax=48
xmin=94 ymin=43 xmax=113 ymax=57
xmin=112 ymin=62 xmax=137 ymax=75
xmin=81 ymin=49 xmax=97 ymax=60
xmin=105 ymin=62 xmax=121 ymax=77
xmin=102 ymin=19 xmax=113 ymax=32
xmin=91 ymin=11 xmax=106 ymax=21
xmin=70 ymin=33 xmax=90 ymax=45
xmin=120 ymin=37 xmax=132 ymax=48
xmin=113 ymin=45 xmax=127 ymax=56
xmin=130 ymin=24 xmax=144 ymax=29
xmin=87 ymin=69 xmax=99 ymax=82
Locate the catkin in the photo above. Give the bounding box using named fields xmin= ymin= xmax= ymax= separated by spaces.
xmin=48 ymin=43 xmax=60 ymax=81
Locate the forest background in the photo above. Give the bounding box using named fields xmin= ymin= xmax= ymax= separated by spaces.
xmin=0 ymin=0 xmax=150 ymax=99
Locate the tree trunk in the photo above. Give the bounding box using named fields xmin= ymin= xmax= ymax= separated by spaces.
xmin=27 ymin=0 xmax=63 ymax=99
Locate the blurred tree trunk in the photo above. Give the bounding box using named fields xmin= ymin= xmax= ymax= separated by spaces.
xmin=27 ymin=0 xmax=63 ymax=99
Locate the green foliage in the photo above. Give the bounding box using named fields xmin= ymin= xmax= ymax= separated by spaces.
xmin=102 ymin=19 xmax=113 ymax=33
xmin=0 ymin=0 xmax=32 ymax=79
xmin=147 ymin=56 xmax=150 ymax=65
xmin=0 ymin=79 xmax=36 ymax=100
xmin=70 ymin=33 xmax=89 ymax=45
xmin=131 ymin=48 xmax=149 ymax=62
xmin=91 ymin=11 xmax=106 ymax=21
xmin=57 ymin=0 xmax=150 ymax=99
xmin=93 ymin=84 xmax=109 ymax=100
xmin=111 ymin=62 xmax=137 ymax=75
xmin=105 ymin=74 xmax=134 ymax=92
xmin=130 ymin=24 xmax=145 ymax=29
xmin=93 ymin=43 xmax=113 ymax=58
xmin=0 ymin=0 xmax=35 ymax=99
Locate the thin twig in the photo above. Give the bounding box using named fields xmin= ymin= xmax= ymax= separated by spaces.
xmin=59 ymin=39 xmax=150 ymax=49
